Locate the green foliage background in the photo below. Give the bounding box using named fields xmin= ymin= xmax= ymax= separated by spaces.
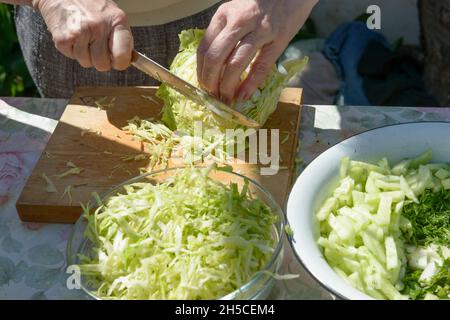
xmin=0 ymin=4 xmax=38 ymax=97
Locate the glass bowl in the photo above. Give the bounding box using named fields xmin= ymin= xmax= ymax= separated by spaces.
xmin=67 ymin=166 xmax=286 ymax=300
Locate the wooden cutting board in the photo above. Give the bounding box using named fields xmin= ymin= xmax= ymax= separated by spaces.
xmin=16 ymin=86 xmax=303 ymax=223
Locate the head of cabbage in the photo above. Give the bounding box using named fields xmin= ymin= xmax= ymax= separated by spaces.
xmin=157 ymin=29 xmax=308 ymax=135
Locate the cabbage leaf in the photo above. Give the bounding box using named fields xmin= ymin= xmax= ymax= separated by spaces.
xmin=158 ymin=29 xmax=308 ymax=134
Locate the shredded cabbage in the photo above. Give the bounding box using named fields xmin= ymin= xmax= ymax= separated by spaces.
xmin=78 ymin=166 xmax=278 ymax=300
xmin=123 ymin=29 xmax=307 ymax=170
xmin=42 ymin=173 xmax=57 ymax=193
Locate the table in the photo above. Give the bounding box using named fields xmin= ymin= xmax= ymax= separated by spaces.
xmin=1 ymin=97 xmax=449 ymax=299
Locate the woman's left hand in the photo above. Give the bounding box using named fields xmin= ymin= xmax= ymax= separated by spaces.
xmin=197 ymin=0 xmax=318 ymax=103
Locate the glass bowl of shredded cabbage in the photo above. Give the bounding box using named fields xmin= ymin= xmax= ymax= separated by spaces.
xmin=67 ymin=165 xmax=285 ymax=300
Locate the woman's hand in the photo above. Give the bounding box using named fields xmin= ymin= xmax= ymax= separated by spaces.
xmin=197 ymin=0 xmax=318 ymax=103
xmin=32 ymin=0 xmax=133 ymax=71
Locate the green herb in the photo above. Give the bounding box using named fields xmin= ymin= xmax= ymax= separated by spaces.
xmin=402 ymin=189 xmax=450 ymax=246
xmin=401 ymin=258 xmax=450 ymax=300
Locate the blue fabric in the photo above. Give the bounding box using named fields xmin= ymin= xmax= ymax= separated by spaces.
xmin=323 ymin=22 xmax=390 ymax=106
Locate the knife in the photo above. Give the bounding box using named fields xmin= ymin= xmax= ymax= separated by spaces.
xmin=131 ymin=50 xmax=261 ymax=129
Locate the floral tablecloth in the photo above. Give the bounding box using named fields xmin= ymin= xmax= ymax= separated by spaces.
xmin=1 ymin=97 xmax=449 ymax=300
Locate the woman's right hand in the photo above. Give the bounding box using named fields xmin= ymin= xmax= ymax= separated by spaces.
xmin=32 ymin=0 xmax=133 ymax=71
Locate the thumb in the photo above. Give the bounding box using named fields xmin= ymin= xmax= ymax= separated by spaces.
xmin=109 ymin=23 xmax=134 ymax=71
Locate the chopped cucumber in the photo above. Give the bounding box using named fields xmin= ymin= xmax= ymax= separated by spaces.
xmin=316 ymin=150 xmax=449 ymax=300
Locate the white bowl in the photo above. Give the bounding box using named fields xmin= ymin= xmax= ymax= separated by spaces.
xmin=286 ymin=122 xmax=450 ymax=300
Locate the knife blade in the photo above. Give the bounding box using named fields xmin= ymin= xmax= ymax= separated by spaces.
xmin=130 ymin=50 xmax=261 ymax=129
